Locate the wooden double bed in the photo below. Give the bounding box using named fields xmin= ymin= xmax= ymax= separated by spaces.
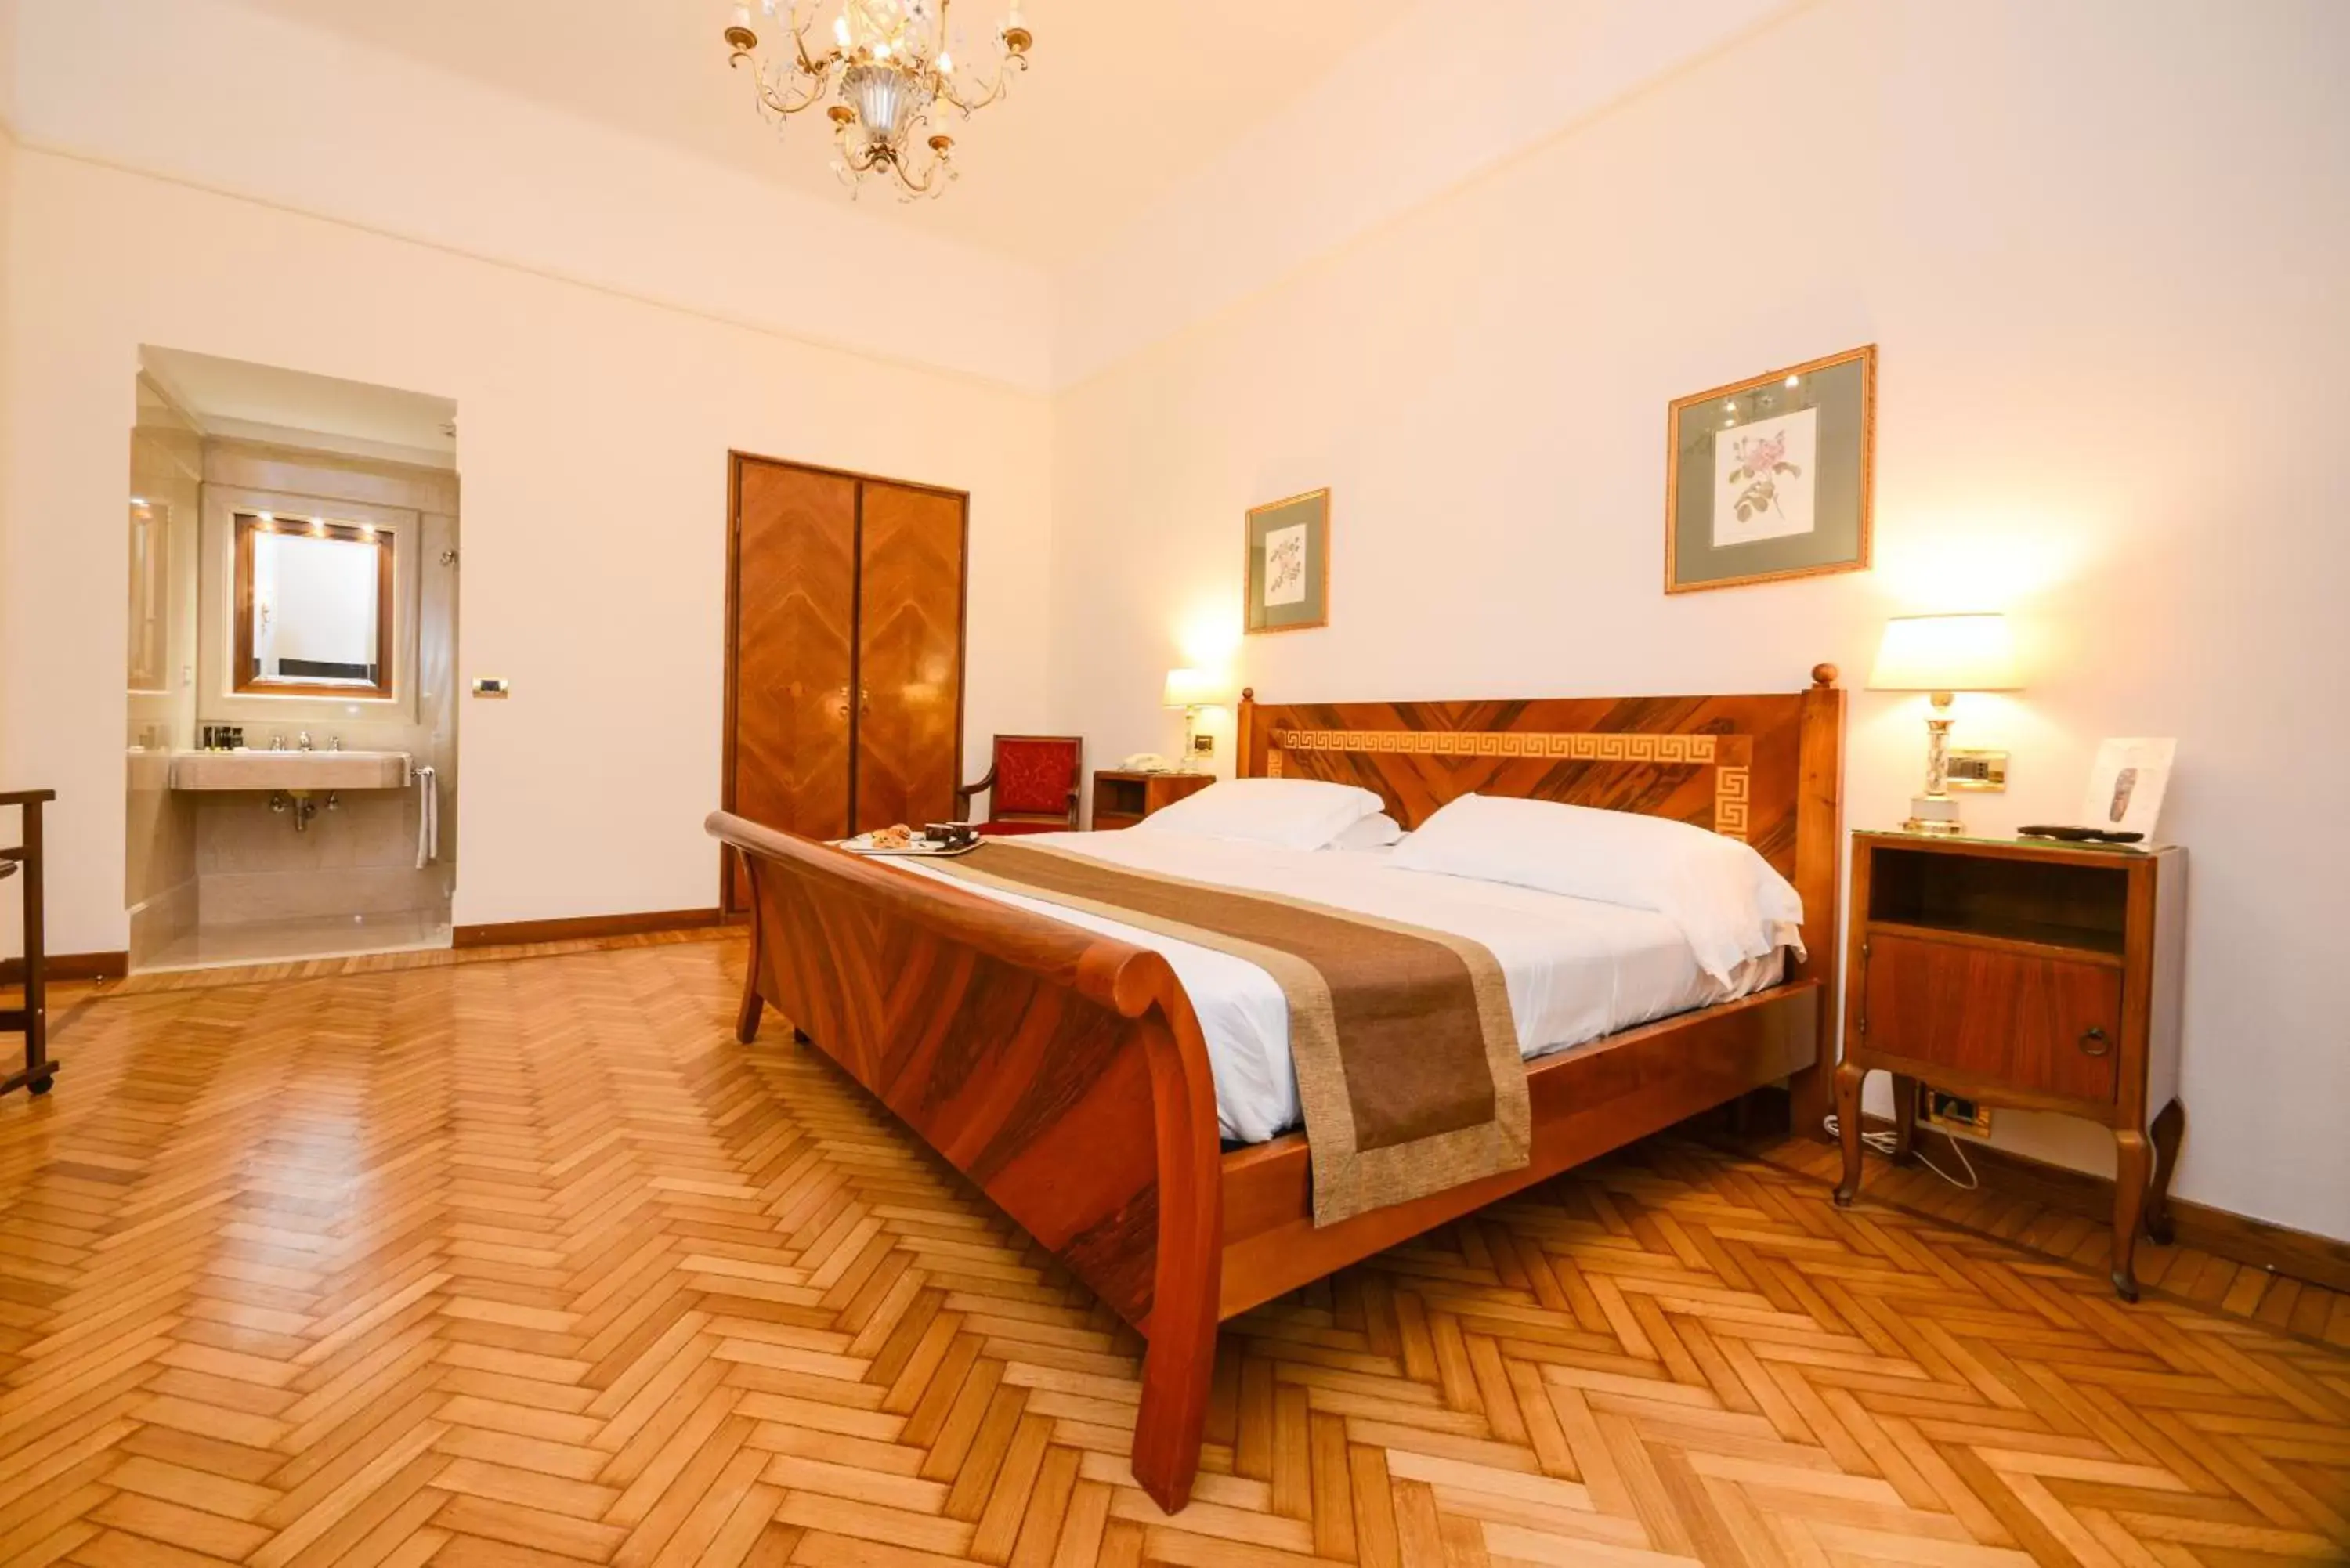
xmin=707 ymin=667 xmax=1843 ymax=1512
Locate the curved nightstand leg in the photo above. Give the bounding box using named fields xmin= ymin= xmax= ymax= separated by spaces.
xmin=2110 ymin=1128 xmax=2151 ymax=1302
xmin=1832 ymin=1061 xmax=1866 ymax=1207
xmin=1889 ymin=1074 xmax=1918 ymax=1167
xmin=2144 ymin=1099 xmax=2185 ymax=1245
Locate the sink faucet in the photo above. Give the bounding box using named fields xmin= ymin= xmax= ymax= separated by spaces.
xmin=329 ymin=735 xmax=343 ymax=752
xmin=298 ymin=731 xmax=314 ymax=752
xmin=270 ymin=732 xmax=287 ymax=751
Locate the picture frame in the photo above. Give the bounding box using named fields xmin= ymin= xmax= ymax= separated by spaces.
xmin=2080 ymin=737 xmax=2176 ymax=840
xmin=1244 ymin=487 xmax=1330 ymax=634
xmin=1665 ymin=345 xmax=1875 ymax=594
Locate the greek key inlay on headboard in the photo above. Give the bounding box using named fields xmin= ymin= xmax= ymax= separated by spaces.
xmin=1266 ymin=728 xmax=1752 ymax=840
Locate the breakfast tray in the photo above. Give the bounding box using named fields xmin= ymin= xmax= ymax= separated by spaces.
xmin=836 ymin=838 xmax=985 ymax=858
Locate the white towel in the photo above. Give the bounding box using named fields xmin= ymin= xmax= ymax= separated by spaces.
xmin=415 ymin=765 xmax=439 ymax=869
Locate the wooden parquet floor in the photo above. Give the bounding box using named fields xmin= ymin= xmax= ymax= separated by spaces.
xmin=1 ymin=939 xmax=2345 ymax=1568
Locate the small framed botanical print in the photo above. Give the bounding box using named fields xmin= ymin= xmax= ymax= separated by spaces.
xmin=1244 ymin=488 xmax=1330 ymax=634
xmin=1665 ymin=345 xmax=1875 ymax=594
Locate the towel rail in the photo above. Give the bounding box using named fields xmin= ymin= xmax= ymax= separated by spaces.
xmin=414 ymin=766 xmax=439 ymax=869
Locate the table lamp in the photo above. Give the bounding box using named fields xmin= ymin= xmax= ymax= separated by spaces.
xmin=1162 ymin=668 xmax=1238 ymax=771
xmin=1868 ymin=612 xmax=2020 ymax=836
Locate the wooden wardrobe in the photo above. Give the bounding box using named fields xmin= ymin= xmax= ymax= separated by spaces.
xmin=722 ymin=453 xmax=967 ymax=912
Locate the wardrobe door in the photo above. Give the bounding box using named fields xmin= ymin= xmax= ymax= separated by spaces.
xmin=853 ymin=481 xmax=966 ymax=834
xmin=727 ymin=457 xmax=857 ymax=909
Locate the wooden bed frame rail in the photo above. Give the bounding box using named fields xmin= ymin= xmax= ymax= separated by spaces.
xmin=710 ymin=812 xmax=1228 ymax=1505
xmin=710 ymin=665 xmax=1844 ymax=1512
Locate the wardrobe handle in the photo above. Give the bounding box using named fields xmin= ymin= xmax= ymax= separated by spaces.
xmin=2078 ymin=1026 xmax=2111 ymax=1057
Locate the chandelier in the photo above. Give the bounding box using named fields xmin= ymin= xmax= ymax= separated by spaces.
xmin=724 ymin=0 xmax=1034 ymax=200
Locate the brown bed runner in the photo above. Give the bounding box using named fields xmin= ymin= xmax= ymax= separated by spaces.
xmin=922 ymin=841 xmax=1529 ymax=1225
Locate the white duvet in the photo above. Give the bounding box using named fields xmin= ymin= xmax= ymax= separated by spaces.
xmin=897 ymin=829 xmax=1784 ymax=1144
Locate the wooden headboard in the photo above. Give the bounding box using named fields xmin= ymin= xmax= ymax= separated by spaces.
xmin=1238 ymin=665 xmax=1846 ymax=1122
xmin=1236 ymin=665 xmax=1842 ymax=878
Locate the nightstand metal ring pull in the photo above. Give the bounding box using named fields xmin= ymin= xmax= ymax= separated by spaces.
xmin=2078 ymin=1026 xmax=2111 ymax=1057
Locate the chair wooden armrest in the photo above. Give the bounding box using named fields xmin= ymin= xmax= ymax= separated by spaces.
xmin=953 ymin=766 xmax=997 ymax=820
xmin=2 ymin=789 xmax=56 ymax=1097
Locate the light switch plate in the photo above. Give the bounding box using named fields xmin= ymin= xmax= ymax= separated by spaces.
xmin=1946 ymin=748 xmax=2008 ymax=792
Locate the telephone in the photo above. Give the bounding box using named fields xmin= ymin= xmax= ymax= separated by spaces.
xmin=1122 ymin=753 xmax=1177 ymax=773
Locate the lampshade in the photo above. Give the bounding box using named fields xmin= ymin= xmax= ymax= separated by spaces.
xmin=1867 ymin=614 xmax=2021 ymax=694
xmin=1162 ymin=667 xmax=1238 ymax=709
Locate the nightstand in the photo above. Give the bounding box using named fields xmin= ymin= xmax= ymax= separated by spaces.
xmin=1090 ymin=770 xmax=1213 ymax=831
xmin=1834 ymin=831 xmax=2187 ymax=1300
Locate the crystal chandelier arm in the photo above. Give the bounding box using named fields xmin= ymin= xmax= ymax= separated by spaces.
xmin=752 ymin=62 xmax=833 ymax=117
xmin=935 ymin=45 xmax=1026 ymax=114
xmin=725 ymin=12 xmax=844 ymax=121
xmin=790 ymin=16 xmax=843 ymax=81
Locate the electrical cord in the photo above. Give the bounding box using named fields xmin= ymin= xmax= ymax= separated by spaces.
xmin=1824 ymin=1112 xmax=1979 ymax=1190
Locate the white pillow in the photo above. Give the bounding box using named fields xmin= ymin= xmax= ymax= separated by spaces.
xmin=1389 ymin=794 xmax=1805 ymax=984
xmin=1325 ymin=813 xmax=1405 ymax=851
xmin=1132 ymin=778 xmax=1384 ymax=851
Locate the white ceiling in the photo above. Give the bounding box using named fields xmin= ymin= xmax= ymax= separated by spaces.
xmin=141 ymin=347 xmax=461 ymax=470
xmin=226 ymin=0 xmax=1420 ymax=269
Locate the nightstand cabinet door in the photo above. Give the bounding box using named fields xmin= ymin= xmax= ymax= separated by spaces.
xmin=1862 ymin=932 xmax=2122 ymax=1105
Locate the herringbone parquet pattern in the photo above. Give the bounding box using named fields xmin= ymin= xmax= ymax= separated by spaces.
xmin=1 ymin=939 xmax=2344 ymax=1567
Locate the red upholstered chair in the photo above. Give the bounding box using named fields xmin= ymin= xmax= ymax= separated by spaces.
xmin=956 ymin=735 xmax=1083 ymax=836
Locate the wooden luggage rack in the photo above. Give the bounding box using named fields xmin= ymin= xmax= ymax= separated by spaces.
xmin=1 ymin=789 xmax=57 ymax=1097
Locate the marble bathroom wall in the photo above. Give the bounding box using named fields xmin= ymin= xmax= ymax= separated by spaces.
xmin=124 ymin=417 xmax=459 ymax=970
xmin=124 ymin=377 xmax=204 ymax=963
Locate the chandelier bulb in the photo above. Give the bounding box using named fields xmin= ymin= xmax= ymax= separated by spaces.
xmin=732 ymin=4 xmax=751 ymax=26
xmin=833 ymin=14 xmax=851 ymax=47
xmin=936 ymin=49 xmax=953 ymax=72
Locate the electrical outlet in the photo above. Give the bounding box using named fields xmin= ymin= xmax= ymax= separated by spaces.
xmin=1918 ymin=1083 xmax=1991 ymax=1138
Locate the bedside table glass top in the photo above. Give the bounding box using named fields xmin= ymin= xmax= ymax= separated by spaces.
xmin=1856 ymin=827 xmax=2166 ymax=855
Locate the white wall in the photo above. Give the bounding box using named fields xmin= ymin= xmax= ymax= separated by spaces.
xmin=1051 ymin=0 xmax=1798 ymax=385
xmin=9 ymin=0 xmax=1051 ymax=392
xmin=1050 ymin=0 xmax=2350 ymax=1240
xmin=0 ymin=104 xmax=16 ymax=963
xmin=0 ymin=150 xmax=1054 ymax=945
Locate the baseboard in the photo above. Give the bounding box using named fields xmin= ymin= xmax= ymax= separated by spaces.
xmin=0 ymin=950 xmax=128 ymax=985
xmin=451 ymin=909 xmax=724 ymax=949
xmin=1852 ymin=1111 xmax=2350 ymax=1296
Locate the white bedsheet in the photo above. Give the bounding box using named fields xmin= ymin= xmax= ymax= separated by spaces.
xmin=897 ymin=830 xmax=1784 ymax=1143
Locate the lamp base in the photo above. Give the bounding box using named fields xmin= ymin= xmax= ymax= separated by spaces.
xmin=1903 ymin=794 xmax=1965 ymax=836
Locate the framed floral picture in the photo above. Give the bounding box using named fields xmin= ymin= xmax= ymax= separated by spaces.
xmin=1665 ymin=345 xmax=1875 ymax=594
xmin=1244 ymin=488 xmax=1330 ymax=634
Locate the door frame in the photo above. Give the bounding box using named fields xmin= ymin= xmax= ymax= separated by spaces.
xmin=721 ymin=450 xmax=971 ymax=915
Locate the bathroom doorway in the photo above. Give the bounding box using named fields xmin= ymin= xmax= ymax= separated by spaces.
xmin=126 ymin=349 xmax=460 ymax=971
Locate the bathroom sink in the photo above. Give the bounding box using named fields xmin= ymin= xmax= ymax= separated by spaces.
xmin=168 ymin=750 xmax=412 ymax=792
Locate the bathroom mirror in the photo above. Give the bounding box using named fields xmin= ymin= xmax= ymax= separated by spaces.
xmin=232 ymin=511 xmax=394 ymax=698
